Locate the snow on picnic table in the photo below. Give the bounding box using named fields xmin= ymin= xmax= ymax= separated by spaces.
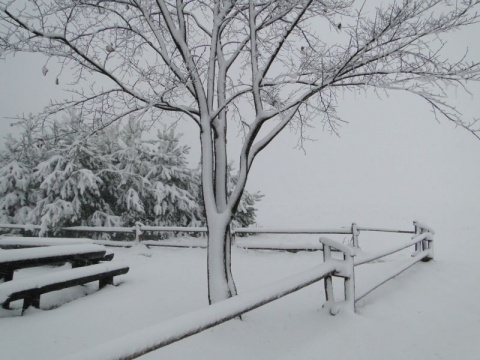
xmin=0 ymin=228 xmax=479 ymax=360
xmin=0 ymin=237 xmax=94 ymax=247
xmin=0 ymin=262 xmax=128 ymax=304
xmin=0 ymin=244 xmax=106 ymax=263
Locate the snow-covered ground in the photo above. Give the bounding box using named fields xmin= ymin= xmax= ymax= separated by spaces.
xmin=1 ymin=221 xmax=479 ymax=360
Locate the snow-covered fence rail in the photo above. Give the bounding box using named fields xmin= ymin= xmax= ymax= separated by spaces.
xmin=353 ymin=221 xmax=434 ymax=304
xmin=0 ymin=222 xmax=416 ymax=251
xmin=60 ymin=238 xmax=351 ymax=360
xmin=0 ymin=222 xmax=420 ymax=250
xmin=0 ymin=221 xmax=429 ymax=249
xmin=232 ymin=223 xmax=416 ymax=250
xmin=316 ymin=221 xmax=434 ymax=313
xmin=0 ymin=223 xmax=208 ymax=242
xmin=63 ymin=225 xmax=209 ymax=242
xmin=0 ymin=224 xmax=42 ymax=231
xmin=233 ymin=227 xmax=353 ymax=234
xmin=0 ymin=223 xmax=414 ymax=236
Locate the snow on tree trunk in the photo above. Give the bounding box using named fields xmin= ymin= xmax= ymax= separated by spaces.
xmin=201 ymin=117 xmax=239 ymax=304
xmin=206 ymin=213 xmax=235 ymax=304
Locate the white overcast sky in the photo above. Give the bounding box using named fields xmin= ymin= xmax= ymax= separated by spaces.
xmin=0 ymin=3 xmax=479 ymax=231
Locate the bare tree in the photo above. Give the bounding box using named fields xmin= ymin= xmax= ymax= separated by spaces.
xmin=1 ymin=0 xmax=479 ymax=304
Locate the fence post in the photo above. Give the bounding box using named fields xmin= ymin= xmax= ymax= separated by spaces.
xmin=422 ymin=228 xmax=434 ymax=262
xmin=413 ymin=221 xmax=422 ymax=254
xmin=351 ymin=223 xmax=360 ymax=248
xmin=320 ymin=237 xmax=357 ymax=315
xmin=322 ymin=244 xmax=336 ymax=315
xmin=230 ymin=224 xmax=236 ymax=245
xmin=413 ymin=221 xmax=435 ymax=262
xmin=343 ymin=251 xmax=356 ymax=313
xmin=426 ymin=235 xmax=434 ymax=261
xmin=135 ymin=222 xmax=143 ymax=243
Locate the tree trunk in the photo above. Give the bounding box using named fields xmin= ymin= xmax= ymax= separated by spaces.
xmin=207 ymin=214 xmax=237 ymax=304
xmin=224 ymin=228 xmax=238 ymax=297
xmin=201 ymin=107 xmax=239 ymax=304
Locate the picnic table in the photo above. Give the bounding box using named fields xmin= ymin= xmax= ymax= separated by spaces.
xmin=0 ymin=243 xmax=128 ymax=314
xmin=0 ymin=244 xmax=109 ymax=281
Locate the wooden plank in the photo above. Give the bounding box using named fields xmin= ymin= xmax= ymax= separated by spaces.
xmin=235 ymin=244 xmax=323 ymax=252
xmin=0 ymin=224 xmax=42 ymax=230
xmin=0 ymin=250 xmax=106 ymax=271
xmin=0 ymin=245 xmax=108 ymax=281
xmin=140 ymin=226 xmax=208 ymax=232
xmin=63 ymin=225 xmax=209 ymax=233
xmin=355 ymin=226 xmax=415 ymax=234
xmin=92 ymin=240 xmax=135 ymax=248
xmin=0 ymin=245 xmax=106 ymax=264
xmin=62 ymin=226 xmax=134 ymax=233
xmin=233 ymin=228 xmax=352 ymax=234
xmin=0 ymin=237 xmax=94 ymax=249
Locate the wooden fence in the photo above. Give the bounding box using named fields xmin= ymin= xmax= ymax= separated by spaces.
xmin=353 ymin=221 xmax=434 ymax=303
xmin=56 ymin=221 xmax=434 ymax=360
xmin=0 ymin=221 xmax=420 ymax=250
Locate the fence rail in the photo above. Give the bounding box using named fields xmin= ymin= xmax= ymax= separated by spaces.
xmin=233 ymin=227 xmax=353 ymax=234
xmin=354 ymin=232 xmax=432 ymax=266
xmin=354 ymin=249 xmax=431 ymax=302
xmin=0 ymin=222 xmax=415 ymax=248
xmin=55 ymin=220 xmax=434 ymax=360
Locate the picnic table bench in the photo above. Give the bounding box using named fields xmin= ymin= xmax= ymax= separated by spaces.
xmin=0 ymin=262 xmax=129 ymax=313
xmin=0 ymin=237 xmax=95 ymax=249
xmin=0 ymin=244 xmax=113 ymax=281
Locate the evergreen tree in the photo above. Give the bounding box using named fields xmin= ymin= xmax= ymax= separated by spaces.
xmin=0 ymin=117 xmax=262 ymax=234
xmin=194 ymin=164 xmax=263 ymax=229
xmin=111 ymin=122 xmax=202 ymax=228
xmin=0 ymin=160 xmax=32 ymax=224
xmin=0 ymin=117 xmax=49 ymax=226
xmin=146 ymin=127 xmax=203 ymax=227
xmin=110 ymin=120 xmax=156 ymax=226
xmin=228 ymin=169 xmax=264 ymax=229
xmin=27 ymin=141 xmax=107 ymax=235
